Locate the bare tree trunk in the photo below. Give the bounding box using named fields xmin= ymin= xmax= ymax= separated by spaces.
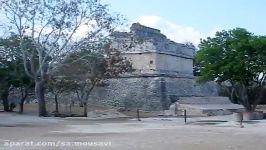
xmin=78 ymin=84 xmax=95 ymax=117
xmin=69 ymin=104 xmax=72 ymax=114
xmin=35 ymin=80 xmax=47 ymax=117
xmin=79 ymin=101 xmax=83 ymax=107
xmin=251 ymin=87 xmax=265 ymax=111
xmin=54 ymin=94 xmax=59 ymax=113
xmin=240 ymin=86 xmax=252 ymax=111
xmin=83 ymin=86 xmax=95 ymax=117
xmin=230 ymin=88 xmax=238 ymax=103
xmin=19 ymin=102 xmax=23 ymax=113
xmin=19 ymin=83 xmax=34 ymax=114
xmin=1 ymin=90 xmax=10 ymax=112
xmin=19 ymin=95 xmax=27 ymax=114
xmin=83 ymin=102 xmax=87 ymax=117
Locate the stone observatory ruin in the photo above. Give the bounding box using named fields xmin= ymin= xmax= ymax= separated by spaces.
xmin=89 ymin=23 xmax=242 ymax=113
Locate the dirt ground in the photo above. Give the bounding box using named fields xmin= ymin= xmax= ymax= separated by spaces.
xmin=1 ymin=112 xmax=266 ymax=150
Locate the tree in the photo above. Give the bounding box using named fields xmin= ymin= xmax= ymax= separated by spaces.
xmin=0 ymin=35 xmax=34 ymax=112
xmin=56 ymin=47 xmax=132 ymax=116
xmin=46 ymin=75 xmax=73 ymax=114
xmin=1 ymin=0 xmax=121 ymax=116
xmin=0 ymin=69 xmax=11 ymax=111
xmin=196 ymin=28 xmax=266 ymax=111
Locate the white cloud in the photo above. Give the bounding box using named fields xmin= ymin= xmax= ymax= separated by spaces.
xmin=136 ymin=15 xmax=221 ymax=46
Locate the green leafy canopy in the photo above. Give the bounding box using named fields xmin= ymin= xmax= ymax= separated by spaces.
xmin=196 ymin=28 xmax=266 ymax=84
xmin=196 ymin=28 xmax=266 ymax=111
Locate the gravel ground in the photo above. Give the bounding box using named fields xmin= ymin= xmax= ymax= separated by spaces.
xmin=1 ymin=112 xmax=266 ymax=150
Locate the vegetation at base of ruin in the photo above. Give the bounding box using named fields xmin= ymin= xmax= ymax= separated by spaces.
xmin=0 ymin=0 xmax=123 ymax=116
xmin=51 ymin=44 xmax=132 ymax=117
xmin=196 ymin=28 xmax=266 ymax=111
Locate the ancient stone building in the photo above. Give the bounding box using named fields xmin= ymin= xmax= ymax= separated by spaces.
xmin=90 ymin=23 xmax=218 ymax=111
xmin=111 ymin=23 xmax=194 ymax=77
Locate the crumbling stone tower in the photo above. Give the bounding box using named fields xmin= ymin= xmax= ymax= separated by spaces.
xmin=90 ymin=23 xmax=218 ymax=110
xmin=111 ymin=23 xmax=194 ymax=78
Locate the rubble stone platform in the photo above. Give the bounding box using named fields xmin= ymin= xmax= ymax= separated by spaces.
xmin=178 ymin=97 xmax=244 ymax=116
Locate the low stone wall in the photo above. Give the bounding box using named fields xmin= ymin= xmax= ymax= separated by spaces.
xmin=89 ymin=76 xmax=218 ymax=111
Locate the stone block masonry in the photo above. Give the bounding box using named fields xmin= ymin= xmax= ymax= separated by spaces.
xmin=89 ymin=76 xmax=218 ymax=111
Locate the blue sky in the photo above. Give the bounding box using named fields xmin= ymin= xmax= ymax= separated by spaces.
xmin=0 ymin=0 xmax=265 ymax=45
xmin=102 ymin=0 xmax=266 ymax=45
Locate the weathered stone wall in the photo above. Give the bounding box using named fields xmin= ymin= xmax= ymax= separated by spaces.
xmin=123 ymin=52 xmax=193 ymax=75
xmin=89 ymin=77 xmax=162 ymax=110
xmin=123 ymin=53 xmax=157 ymax=72
xmin=89 ymin=76 xmax=218 ymax=111
xmin=155 ymin=53 xmax=193 ymax=75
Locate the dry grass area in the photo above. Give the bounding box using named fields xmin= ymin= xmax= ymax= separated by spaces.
xmin=0 ymin=103 xmax=110 ymax=115
xmin=1 ymin=104 xmax=266 ymax=117
xmin=122 ymin=110 xmax=162 ymax=118
xmin=0 ymin=103 xmax=163 ymax=118
xmin=0 ymin=104 xmax=165 ymax=118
